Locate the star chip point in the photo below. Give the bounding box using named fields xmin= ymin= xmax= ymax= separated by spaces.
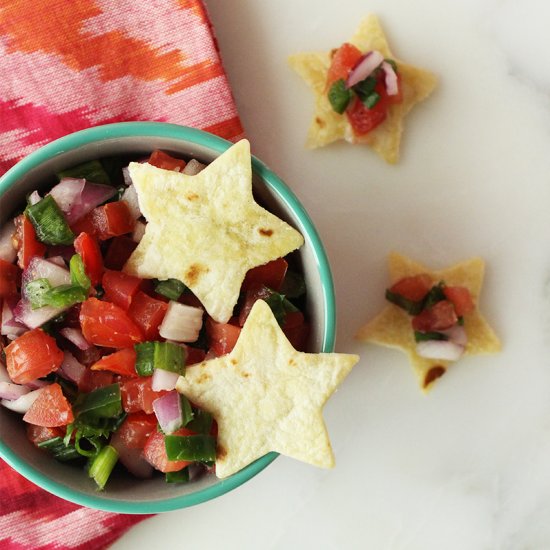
xmin=288 ymin=14 xmax=437 ymax=163
xmin=356 ymin=252 xmax=501 ymax=390
xmin=123 ymin=139 xmax=304 ymax=323
xmin=176 ymin=299 xmax=359 ymax=478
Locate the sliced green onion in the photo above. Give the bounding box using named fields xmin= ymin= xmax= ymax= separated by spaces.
xmin=88 ymin=445 xmax=118 ymax=490
xmin=414 ymin=331 xmax=449 ymax=343
xmin=134 ymin=342 xmax=156 ymax=376
xmin=164 ymin=434 xmax=216 ymax=462
xmin=26 ymin=279 xmax=87 ymax=310
xmin=26 ymin=278 xmax=52 ymax=309
xmin=328 ymin=78 xmax=352 ymax=114
xmin=154 ymin=278 xmax=187 ymax=301
xmin=352 ymin=75 xmax=378 ymax=101
xmin=70 ymin=254 xmax=91 ymax=290
xmin=186 ymin=408 xmax=213 ymax=434
xmin=165 ymin=467 xmax=190 ymax=483
xmin=363 ymin=91 xmax=381 ymax=109
xmin=279 ymin=269 xmax=306 ymax=299
xmin=57 ymin=159 xmax=111 ymax=185
xmin=74 ymin=430 xmax=104 ymax=458
xmin=25 ymin=195 xmax=74 ymax=245
xmin=423 ymin=282 xmax=446 ymax=309
xmin=37 ymin=436 xmax=81 ymax=462
xmin=385 ymin=289 xmax=424 ymax=315
xmin=180 ymin=394 xmax=194 ymax=427
xmin=154 ymin=341 xmax=185 ymax=374
xmin=74 ymin=383 xmax=122 ymax=419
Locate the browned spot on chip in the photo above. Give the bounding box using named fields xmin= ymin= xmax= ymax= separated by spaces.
xmin=288 ymin=358 xmax=297 ymax=367
xmin=230 ymin=359 xmax=238 ymax=366
xmin=217 ymin=443 xmax=227 ymax=461
xmin=186 ymin=192 xmax=200 ymax=201
xmin=197 ymin=372 xmax=211 ymax=384
xmin=423 ymin=366 xmax=446 ymax=388
xmin=240 ymin=371 xmax=250 ymax=378
xmin=186 ymin=263 xmax=208 ymax=285
xmin=259 ymin=228 xmax=273 ymax=237
xmin=315 ymin=117 xmax=326 ymax=128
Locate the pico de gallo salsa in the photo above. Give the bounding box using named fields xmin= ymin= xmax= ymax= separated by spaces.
xmin=385 ymin=274 xmax=475 ymax=362
xmin=326 ymin=43 xmax=402 ymax=135
xmin=0 ymin=150 xmax=309 ymax=489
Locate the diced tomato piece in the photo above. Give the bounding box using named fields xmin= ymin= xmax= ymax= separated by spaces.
xmin=26 ymin=424 xmax=64 ymax=446
xmin=148 ymin=150 xmax=186 ymax=172
xmin=5 ymin=328 xmax=64 ymax=384
xmin=0 ymin=259 xmax=19 ymax=298
xmin=238 ymin=285 xmax=274 ymax=327
xmin=142 ymin=428 xmax=194 ymax=473
xmin=242 ymin=258 xmax=288 ymax=292
xmin=206 ymin=317 xmax=241 ymax=357
xmin=103 ymin=236 xmax=138 ymax=270
xmin=13 ymin=214 xmax=46 ymax=269
xmin=346 ymin=93 xmax=388 ymax=135
xmin=74 ymin=232 xmax=103 ymax=286
xmin=102 ymin=270 xmax=142 ymax=310
xmin=23 ymin=383 xmax=74 ymax=427
xmin=80 ymin=297 xmax=144 ymax=348
xmin=127 ymin=291 xmax=168 ymax=340
xmin=90 ymin=347 xmax=137 ymax=378
xmin=326 ymin=42 xmax=363 ymax=88
xmin=443 ymin=286 xmax=475 ymax=317
xmin=78 ymin=369 xmax=115 ymax=393
xmin=116 ymin=412 xmax=158 ymax=449
xmin=72 ymin=201 xmax=135 ymax=241
xmin=185 ymin=346 xmax=206 ymax=366
xmin=120 ymin=377 xmax=167 ymax=414
xmin=389 ymin=274 xmax=433 ymax=302
xmin=282 ymin=311 xmax=309 ymax=351
xmin=412 ymin=300 xmax=458 ymax=332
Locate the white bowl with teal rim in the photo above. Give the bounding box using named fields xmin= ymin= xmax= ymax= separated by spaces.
xmin=0 ymin=122 xmax=335 ymax=513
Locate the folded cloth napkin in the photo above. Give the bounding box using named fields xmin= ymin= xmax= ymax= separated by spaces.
xmin=0 ymin=1 xmax=242 ymax=548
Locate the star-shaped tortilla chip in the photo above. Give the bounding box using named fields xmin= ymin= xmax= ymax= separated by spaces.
xmin=176 ymin=299 xmax=359 ymax=478
xmin=123 ymin=140 xmax=304 ymax=323
xmin=288 ymin=14 xmax=437 ymax=163
xmin=356 ymin=252 xmax=501 ymax=390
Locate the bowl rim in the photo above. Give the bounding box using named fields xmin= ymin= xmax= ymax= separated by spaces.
xmin=0 ymin=122 xmax=336 ymax=513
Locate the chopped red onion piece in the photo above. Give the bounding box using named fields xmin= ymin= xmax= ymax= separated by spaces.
xmin=110 ymin=431 xmax=154 ymax=479
xmin=28 ymin=190 xmax=42 ymax=205
xmin=49 ymin=178 xmax=116 ymax=224
xmin=121 ymin=185 xmax=141 ymax=220
xmin=45 ymin=255 xmax=67 ymax=268
xmin=346 ymin=50 xmax=384 ymax=88
xmin=153 ymin=391 xmax=183 ymax=434
xmin=441 ymin=325 xmax=467 ymax=347
xmin=381 ymin=61 xmax=399 ymax=96
xmin=0 ymin=220 xmax=16 ymax=263
xmin=151 ymin=368 xmax=180 ymax=392
xmin=416 ymin=340 xmax=464 ymax=361
xmin=132 ymin=220 xmax=146 ymax=243
xmin=58 ymin=351 xmax=86 ymax=385
xmin=159 ymin=301 xmax=203 ymax=342
xmin=1 ymin=297 xmax=26 ymax=337
xmin=122 ymin=166 xmax=133 ymax=187
xmin=60 ymin=327 xmax=91 ymax=350
xmin=182 ymin=159 xmax=205 ymax=175
xmin=1 ymin=387 xmax=44 ymax=413
xmin=21 ymin=256 xmax=70 ymax=299
xmin=25 ymin=379 xmax=50 ymax=390
xmin=14 ymin=299 xmax=66 ymax=330
xmin=0 ymin=382 xmax=31 ymax=401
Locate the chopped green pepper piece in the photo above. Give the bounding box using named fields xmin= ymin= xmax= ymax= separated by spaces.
xmin=180 ymin=394 xmax=194 ymax=427
xmin=25 ymin=195 xmax=74 ymax=245
xmin=414 ymin=331 xmax=449 ymax=343
xmin=165 ymin=467 xmax=190 ymax=484
xmin=279 ymin=269 xmax=306 ymax=299
xmin=70 ymin=254 xmax=91 ymax=290
xmin=352 ymin=75 xmax=378 ymax=102
xmin=74 ymin=383 xmax=122 ymax=419
xmin=134 ymin=342 xmax=156 ymax=376
xmin=154 ymin=278 xmax=187 ymax=301
xmin=154 ymin=341 xmax=185 ymax=374
xmin=26 ymin=279 xmax=88 ymax=310
xmin=186 ymin=408 xmax=213 ymax=434
xmin=328 ymin=78 xmax=352 ymax=114
xmin=88 ymin=445 xmax=118 ymax=490
xmin=423 ymin=282 xmax=446 ymax=309
xmin=164 ymin=434 xmax=216 ymax=462
xmin=57 ymin=159 xmax=110 ymax=185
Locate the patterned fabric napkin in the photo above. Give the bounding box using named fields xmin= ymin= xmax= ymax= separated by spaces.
xmin=0 ymin=1 xmax=242 ymax=548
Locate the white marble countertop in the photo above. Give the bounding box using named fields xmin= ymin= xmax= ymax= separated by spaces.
xmin=113 ymin=1 xmax=550 ymax=548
